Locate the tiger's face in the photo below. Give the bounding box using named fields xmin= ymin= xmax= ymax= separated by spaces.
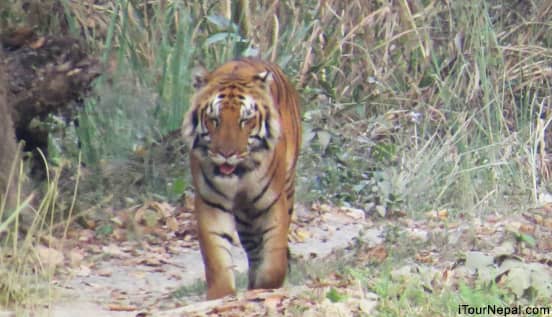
xmin=183 ymin=66 xmax=281 ymax=177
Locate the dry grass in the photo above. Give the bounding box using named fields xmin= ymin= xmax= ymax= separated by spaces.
xmin=0 ymin=155 xmax=77 ymax=307
xmin=43 ymin=0 xmax=550 ymax=213
xmin=1 ymin=0 xmax=548 ymax=212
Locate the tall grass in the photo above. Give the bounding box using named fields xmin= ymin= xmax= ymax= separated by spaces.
xmin=68 ymin=1 xmax=259 ymax=200
xmin=288 ymin=0 xmax=551 ymax=215
xmin=48 ymin=0 xmax=552 ymax=214
xmin=0 ymin=154 xmax=76 ymax=307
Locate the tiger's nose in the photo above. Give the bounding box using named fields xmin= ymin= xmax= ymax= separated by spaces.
xmin=219 ymin=150 xmax=236 ymax=158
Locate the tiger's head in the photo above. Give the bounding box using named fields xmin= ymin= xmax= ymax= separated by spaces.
xmin=182 ymin=61 xmax=281 ymax=177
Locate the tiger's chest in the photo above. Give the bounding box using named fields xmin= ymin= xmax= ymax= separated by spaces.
xmin=194 ymin=157 xmax=280 ymax=211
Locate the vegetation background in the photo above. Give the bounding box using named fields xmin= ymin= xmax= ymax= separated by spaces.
xmin=0 ymin=0 xmax=551 ymax=314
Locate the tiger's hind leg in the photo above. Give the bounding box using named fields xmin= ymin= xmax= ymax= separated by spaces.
xmin=196 ymin=199 xmax=239 ymax=299
xmin=237 ymin=197 xmax=290 ymax=290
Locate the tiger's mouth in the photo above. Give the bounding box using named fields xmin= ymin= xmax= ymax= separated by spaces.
xmin=218 ymin=163 xmax=237 ymax=175
xmin=209 ymin=150 xmax=249 ymax=176
xmin=213 ymin=162 xmax=250 ymax=177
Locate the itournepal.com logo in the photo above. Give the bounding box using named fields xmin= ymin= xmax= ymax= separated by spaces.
xmin=458 ymin=304 xmax=551 ymax=316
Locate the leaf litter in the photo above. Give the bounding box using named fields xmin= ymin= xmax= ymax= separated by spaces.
xmin=18 ymin=199 xmax=552 ymax=316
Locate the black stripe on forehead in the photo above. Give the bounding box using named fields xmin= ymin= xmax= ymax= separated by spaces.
xmin=219 ymin=83 xmax=245 ymax=92
xmin=209 ymin=81 xmax=249 ymax=102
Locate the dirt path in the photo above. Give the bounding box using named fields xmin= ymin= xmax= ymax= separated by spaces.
xmin=17 ymin=201 xmax=552 ymax=316
xmin=45 ymin=204 xmax=378 ymax=316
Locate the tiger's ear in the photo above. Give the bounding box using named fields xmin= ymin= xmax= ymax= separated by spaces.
xmin=254 ymin=70 xmax=273 ymax=88
xmin=192 ymin=65 xmax=209 ymax=90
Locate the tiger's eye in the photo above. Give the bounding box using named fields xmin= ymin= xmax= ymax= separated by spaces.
xmin=239 ymin=117 xmax=253 ymax=128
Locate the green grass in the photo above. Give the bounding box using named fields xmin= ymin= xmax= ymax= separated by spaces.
xmin=345 ymin=264 xmax=550 ymax=317
xmin=371 ymin=270 xmax=506 ymax=316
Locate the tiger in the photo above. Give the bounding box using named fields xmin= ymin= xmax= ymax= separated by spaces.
xmin=181 ymin=57 xmax=301 ymax=299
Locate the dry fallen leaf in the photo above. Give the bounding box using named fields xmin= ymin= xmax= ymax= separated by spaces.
xmin=141 ymin=257 xmax=163 ymax=267
xmin=538 ymin=237 xmax=552 ymax=251
xmin=166 ymin=216 xmax=179 ymax=232
xmin=210 ymin=301 xmax=243 ymax=314
xmin=68 ymin=248 xmax=85 ymax=267
xmin=107 ymin=304 xmax=138 ymax=312
xmin=37 ymin=245 xmax=64 ymax=269
xmin=318 ymin=204 xmax=334 ymax=214
xmin=112 ymin=228 xmax=126 ymax=241
xmin=74 ymin=265 xmax=91 ymax=277
xmin=367 ymin=245 xmax=388 ymax=263
xmin=156 ymin=201 xmax=176 ymax=218
xmin=102 ymin=244 xmax=128 ymax=258
xmin=263 ymin=293 xmax=286 ymax=310
xmin=415 ymin=251 xmax=434 ymax=264
xmin=437 ymin=209 xmax=448 ymax=220
xmin=423 ymin=209 xmax=449 ymax=221
xmin=77 ymin=229 xmax=96 ymax=242
xmin=28 ymin=37 xmax=46 ymax=49
xmin=81 ymin=218 xmax=97 ymax=229
xmin=339 ymin=207 xmax=365 ymax=220
xmin=354 ymin=244 xmax=388 ymax=265
xmin=519 ymin=223 xmax=535 ymax=234
xmin=544 ymin=217 xmax=552 ymax=229
xmin=290 ymin=227 xmax=311 ymax=242
xmin=97 ymin=268 xmax=113 ymax=277
xmin=505 ymin=221 xmax=522 ymax=233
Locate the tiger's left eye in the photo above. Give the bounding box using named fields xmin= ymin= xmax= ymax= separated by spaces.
xmin=240 ymin=117 xmax=253 ymax=128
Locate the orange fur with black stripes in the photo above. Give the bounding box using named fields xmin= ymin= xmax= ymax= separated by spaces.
xmin=182 ymin=58 xmax=301 ymax=299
